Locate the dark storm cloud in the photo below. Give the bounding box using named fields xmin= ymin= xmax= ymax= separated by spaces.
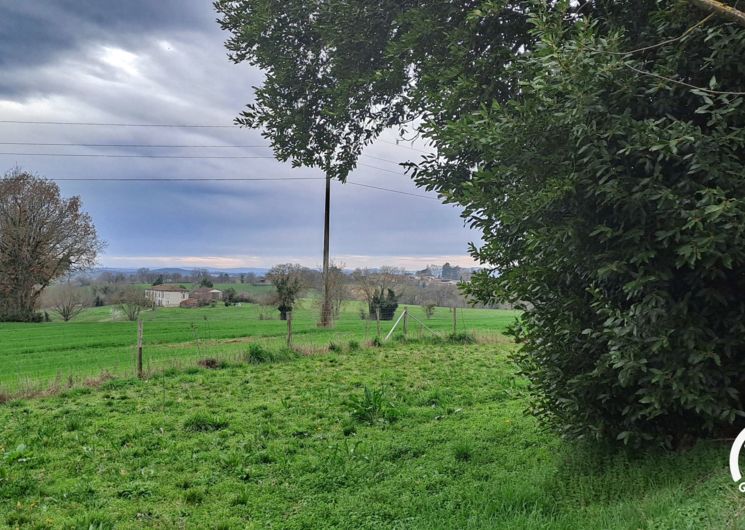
xmin=0 ymin=1 xmax=209 ymax=70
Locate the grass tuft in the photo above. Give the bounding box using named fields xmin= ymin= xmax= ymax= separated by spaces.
xmin=453 ymin=441 xmax=473 ymax=462
xmin=183 ymin=412 xmax=229 ymax=432
xmin=348 ymin=385 xmax=400 ymax=425
xmin=244 ymin=344 xmax=298 ymax=364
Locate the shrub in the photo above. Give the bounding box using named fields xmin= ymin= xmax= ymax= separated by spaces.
xmin=244 ymin=344 xmax=272 ymax=364
xmin=369 ymin=288 xmax=398 ymax=321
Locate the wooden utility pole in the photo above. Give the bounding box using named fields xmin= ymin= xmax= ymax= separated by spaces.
xmin=320 ymin=174 xmax=333 ymax=327
xmin=136 ymin=320 xmax=143 ymax=379
xmin=287 ymin=310 xmax=293 ymax=348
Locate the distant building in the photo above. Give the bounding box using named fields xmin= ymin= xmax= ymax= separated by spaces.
xmin=191 ymin=287 xmax=223 ymax=303
xmin=179 ymin=298 xmax=201 ymax=309
xmin=145 ymin=284 xmax=189 ymax=307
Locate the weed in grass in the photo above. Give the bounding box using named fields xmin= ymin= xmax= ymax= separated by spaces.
xmin=244 ymin=344 xmax=298 ymax=364
xmin=342 ymin=421 xmax=357 ymax=437
xmin=447 ymin=332 xmax=477 ymax=344
xmin=197 ymin=358 xmax=226 ymax=369
xmin=453 ymin=441 xmax=473 ymax=462
xmin=184 ymin=488 xmax=206 ymax=505
xmin=371 ymin=337 xmax=383 ymax=347
xmin=231 ymin=490 xmax=251 ymax=506
xmin=70 ymin=513 xmax=114 ymax=530
xmin=348 ymin=385 xmax=399 ymax=425
xmin=420 ymin=388 xmax=448 ymax=408
xmin=64 ymin=415 xmax=83 ymax=432
xmin=245 ymin=343 xmax=272 ymax=364
xmin=183 ymin=413 xmax=229 ymax=432
xmin=117 ymin=481 xmax=153 ymax=499
xmin=328 ymin=342 xmax=342 ymax=352
xmin=348 ymin=340 xmax=360 ymax=351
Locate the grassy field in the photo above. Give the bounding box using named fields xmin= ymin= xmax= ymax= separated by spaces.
xmin=0 ymin=302 xmax=518 ymax=389
xmin=0 ymin=341 xmax=742 ymax=528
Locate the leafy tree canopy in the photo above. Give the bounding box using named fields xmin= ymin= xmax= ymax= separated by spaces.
xmin=216 ymin=1 xmax=745 ymax=446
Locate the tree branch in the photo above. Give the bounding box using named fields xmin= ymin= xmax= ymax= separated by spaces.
xmin=689 ymin=0 xmax=745 ymax=28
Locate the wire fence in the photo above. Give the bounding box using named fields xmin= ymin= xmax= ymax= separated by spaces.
xmin=0 ymin=304 xmax=515 ymax=399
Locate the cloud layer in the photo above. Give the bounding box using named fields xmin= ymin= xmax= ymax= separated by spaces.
xmin=0 ymin=1 xmax=480 ymax=269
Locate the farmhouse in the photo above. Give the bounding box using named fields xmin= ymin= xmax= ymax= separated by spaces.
xmin=191 ymin=287 xmax=223 ymax=303
xmin=145 ymin=284 xmax=189 ymax=307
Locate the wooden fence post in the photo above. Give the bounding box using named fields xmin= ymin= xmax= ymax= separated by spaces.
xmin=402 ymin=308 xmax=408 ymax=338
xmin=376 ymin=307 xmax=381 ymax=338
xmin=452 ymin=306 xmax=457 ymax=335
xmin=287 ymin=310 xmax=293 ymax=348
xmin=137 ymin=319 xmax=143 ymax=379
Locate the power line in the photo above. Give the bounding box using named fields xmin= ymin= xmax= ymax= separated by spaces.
xmin=0 ymin=142 xmax=271 ymax=148
xmin=346 ymin=181 xmax=439 ymax=200
xmin=0 ymin=120 xmax=433 ymax=153
xmin=0 ymin=142 xmax=408 ymax=166
xmin=0 ymin=150 xmax=415 ymax=172
xmin=0 ymin=152 xmax=276 ymax=159
xmin=34 ymin=175 xmax=439 ymax=200
xmin=0 ymin=120 xmax=236 ymax=128
xmin=358 ymin=162 xmax=408 ymax=175
xmin=377 ymin=138 xmax=431 ymax=153
xmin=46 ymin=176 xmax=325 ymax=182
xmin=361 ymin=153 xmax=410 ymax=165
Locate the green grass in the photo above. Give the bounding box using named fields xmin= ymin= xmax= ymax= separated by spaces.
xmin=0 ymin=343 xmax=742 ymax=528
xmin=0 ymin=301 xmax=517 ymax=388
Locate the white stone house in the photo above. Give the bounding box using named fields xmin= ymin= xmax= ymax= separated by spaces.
xmin=145 ymin=284 xmax=189 ymax=307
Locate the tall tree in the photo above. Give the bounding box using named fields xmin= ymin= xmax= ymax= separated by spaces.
xmin=215 ymin=1 xmax=745 ymax=445
xmin=0 ymin=169 xmax=103 ymax=322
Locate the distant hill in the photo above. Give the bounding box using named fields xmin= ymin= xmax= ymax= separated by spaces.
xmin=92 ymin=267 xmax=270 ymax=276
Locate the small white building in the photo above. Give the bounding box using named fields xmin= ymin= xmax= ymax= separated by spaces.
xmin=145 ymin=284 xmax=189 ymax=307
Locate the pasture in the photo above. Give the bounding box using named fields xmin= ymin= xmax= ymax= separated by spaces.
xmin=0 ymin=302 xmax=518 ymax=390
xmin=0 ymin=341 xmax=740 ymax=528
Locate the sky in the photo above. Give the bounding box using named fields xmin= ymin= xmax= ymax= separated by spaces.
xmin=0 ymin=1 xmax=481 ymax=271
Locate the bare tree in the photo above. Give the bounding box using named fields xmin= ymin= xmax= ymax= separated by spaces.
xmin=351 ymin=267 xmax=405 ymax=308
xmin=0 ymin=169 xmax=103 ymax=321
xmin=47 ymin=283 xmax=89 ymax=322
xmin=317 ymin=262 xmax=349 ymax=320
xmin=326 ymin=262 xmax=348 ymax=319
xmin=118 ymin=286 xmax=147 ymax=322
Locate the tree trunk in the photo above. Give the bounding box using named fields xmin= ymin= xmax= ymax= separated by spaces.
xmin=689 ymin=0 xmax=745 ymax=27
